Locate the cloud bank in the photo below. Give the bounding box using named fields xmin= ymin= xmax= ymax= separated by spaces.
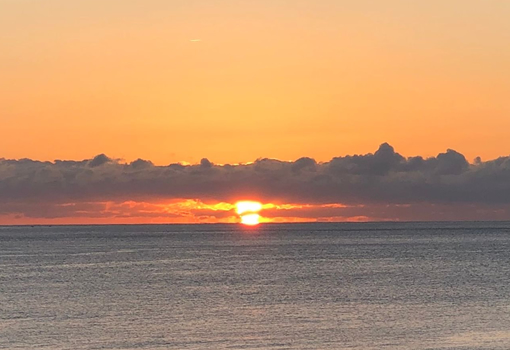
xmin=1 ymin=143 xmax=510 ymax=222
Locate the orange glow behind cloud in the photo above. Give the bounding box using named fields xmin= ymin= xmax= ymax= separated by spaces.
xmin=1 ymin=198 xmax=509 ymax=225
xmin=0 ymin=199 xmax=358 ymax=225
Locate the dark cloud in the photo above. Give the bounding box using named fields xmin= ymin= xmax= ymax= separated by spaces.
xmin=129 ymin=159 xmax=154 ymax=170
xmin=292 ymin=157 xmax=317 ymax=173
xmin=88 ymin=154 xmax=112 ymax=167
xmin=200 ymin=158 xmax=213 ymax=169
xmin=1 ymin=143 xmax=510 ymax=220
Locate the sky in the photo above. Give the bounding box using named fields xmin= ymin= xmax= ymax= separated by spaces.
xmin=1 ymin=1 xmax=510 ymax=223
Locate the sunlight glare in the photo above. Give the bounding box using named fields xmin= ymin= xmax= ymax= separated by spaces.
xmin=240 ymin=213 xmax=261 ymax=226
xmin=235 ymin=201 xmax=263 ymax=225
xmin=235 ymin=201 xmax=263 ymax=215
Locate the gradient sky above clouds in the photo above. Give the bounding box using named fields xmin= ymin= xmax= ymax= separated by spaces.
xmin=1 ymin=1 xmax=510 ymax=223
xmin=1 ymin=0 xmax=509 ymax=165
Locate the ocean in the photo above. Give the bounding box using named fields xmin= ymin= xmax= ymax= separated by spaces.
xmin=1 ymin=222 xmax=510 ymax=350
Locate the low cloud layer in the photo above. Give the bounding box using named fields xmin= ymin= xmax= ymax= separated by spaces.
xmin=1 ymin=143 xmax=510 ymax=222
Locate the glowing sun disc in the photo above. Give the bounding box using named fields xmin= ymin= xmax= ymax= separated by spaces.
xmin=240 ymin=213 xmax=260 ymax=226
xmin=235 ymin=201 xmax=263 ymax=215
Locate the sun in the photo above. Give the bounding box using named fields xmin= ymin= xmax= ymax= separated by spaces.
xmin=235 ymin=201 xmax=263 ymax=215
xmin=240 ymin=213 xmax=261 ymax=226
xmin=235 ymin=201 xmax=263 ymax=226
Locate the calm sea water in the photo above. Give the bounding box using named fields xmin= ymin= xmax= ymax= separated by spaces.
xmin=2 ymin=222 xmax=510 ymax=350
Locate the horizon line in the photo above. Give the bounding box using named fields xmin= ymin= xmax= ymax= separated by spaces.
xmin=3 ymin=220 xmax=510 ymax=228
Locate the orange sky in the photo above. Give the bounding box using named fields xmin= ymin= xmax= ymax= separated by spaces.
xmin=1 ymin=0 xmax=509 ymax=165
xmin=1 ymin=1 xmax=510 ymax=224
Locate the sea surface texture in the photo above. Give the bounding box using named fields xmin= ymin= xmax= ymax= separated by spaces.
xmin=2 ymin=222 xmax=510 ymax=350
